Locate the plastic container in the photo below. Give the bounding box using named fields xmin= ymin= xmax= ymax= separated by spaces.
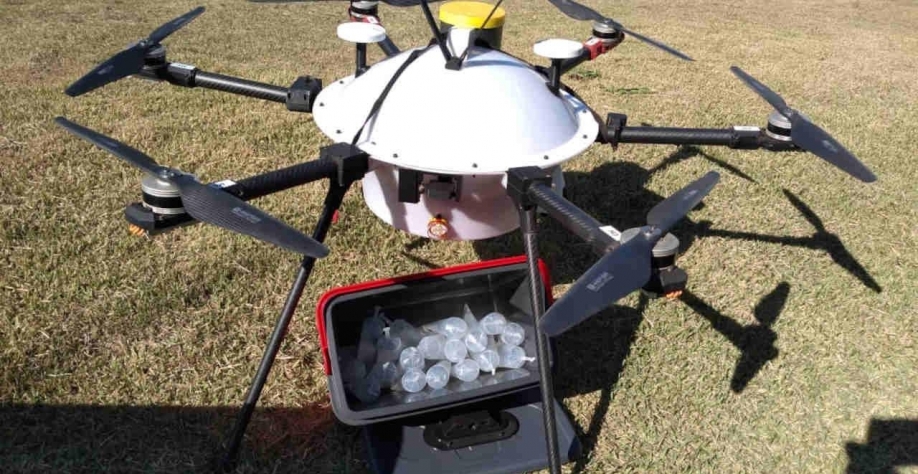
xmin=317 ymin=256 xmax=553 ymax=426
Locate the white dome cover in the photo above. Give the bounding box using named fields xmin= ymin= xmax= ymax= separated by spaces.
xmin=313 ymin=46 xmax=598 ymax=175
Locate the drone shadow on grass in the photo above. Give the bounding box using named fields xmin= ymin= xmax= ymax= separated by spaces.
xmin=552 ymin=295 xmax=649 ymax=474
xmin=680 ymin=284 xmax=789 ymax=393
xmin=465 ymin=146 xmax=880 ymax=469
xmin=0 ymin=402 xmax=360 ymax=473
xmin=468 ymin=145 xmax=881 ymax=291
xmin=845 ymin=418 xmax=918 ymax=473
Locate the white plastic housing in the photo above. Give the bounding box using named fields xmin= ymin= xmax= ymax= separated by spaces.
xmin=533 ymin=38 xmax=585 ymax=60
xmin=314 ymin=44 xmax=599 ymax=240
xmin=314 ymin=46 xmax=598 ymax=175
xmin=336 ymin=22 xmax=387 ymax=44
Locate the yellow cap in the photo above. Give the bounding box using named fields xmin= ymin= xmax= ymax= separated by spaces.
xmin=439 ymin=1 xmax=506 ymax=29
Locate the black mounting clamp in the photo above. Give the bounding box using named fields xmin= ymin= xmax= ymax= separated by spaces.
xmin=506 ymin=167 xmax=553 ymax=210
xmin=605 ymin=113 xmax=628 ymax=148
xmin=286 ymin=76 xmax=323 ymax=113
xmin=320 ymin=142 xmax=370 ymax=187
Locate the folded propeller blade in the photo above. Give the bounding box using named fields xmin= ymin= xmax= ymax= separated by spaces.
xmin=65 ymin=6 xmax=205 ymax=97
xmin=539 ymin=172 xmax=720 ymax=337
xmin=730 ymin=66 xmax=877 ymax=183
xmin=647 ymin=171 xmax=721 ymax=232
xmin=54 ymin=117 xmax=168 ymax=176
xmin=545 ymin=0 xmax=693 ymax=61
xmin=148 ymin=6 xmax=206 ymax=44
xmin=170 ymin=175 xmax=329 ymax=258
xmin=54 ymin=117 xmax=329 ymax=258
xmin=539 ymin=235 xmax=654 ymax=337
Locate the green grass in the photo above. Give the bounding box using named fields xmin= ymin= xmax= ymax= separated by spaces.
xmin=1 ymin=0 xmax=917 ymax=473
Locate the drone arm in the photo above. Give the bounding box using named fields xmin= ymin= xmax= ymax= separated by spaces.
xmin=227 ymin=144 xmax=368 ymax=200
xmin=558 ymin=50 xmax=592 ymax=76
xmin=125 ymin=145 xmax=368 ymax=234
xmin=192 ymin=70 xmax=288 ymax=103
xmin=347 ymin=2 xmax=401 ymax=57
xmin=610 ymin=122 xmax=796 ymax=151
xmin=138 ymin=63 xmax=285 ymax=102
xmin=508 ymin=167 xmax=618 ymax=256
xmin=137 ymin=63 xmax=321 ymax=112
xmin=558 ymin=30 xmax=625 ymax=75
xmin=224 ymin=158 xmax=339 ymax=200
xmin=530 ymin=183 xmax=619 ymax=255
xmin=619 ymin=127 xmax=747 ymax=147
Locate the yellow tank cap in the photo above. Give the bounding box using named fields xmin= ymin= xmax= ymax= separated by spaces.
xmin=439 ymin=1 xmax=506 ymax=29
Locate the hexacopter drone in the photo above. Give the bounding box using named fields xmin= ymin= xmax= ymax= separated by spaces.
xmin=56 ymin=1 xmax=876 ymax=472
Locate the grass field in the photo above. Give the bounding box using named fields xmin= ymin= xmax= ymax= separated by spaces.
xmin=2 ymin=0 xmax=917 ymax=472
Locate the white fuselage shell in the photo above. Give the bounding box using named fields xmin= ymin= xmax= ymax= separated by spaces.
xmin=313 ymin=45 xmax=598 ymax=240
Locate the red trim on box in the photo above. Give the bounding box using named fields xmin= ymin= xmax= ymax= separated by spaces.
xmin=315 ymin=256 xmax=554 ymax=375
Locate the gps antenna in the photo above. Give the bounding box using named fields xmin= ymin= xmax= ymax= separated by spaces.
xmin=420 ymin=0 xmax=451 ymax=61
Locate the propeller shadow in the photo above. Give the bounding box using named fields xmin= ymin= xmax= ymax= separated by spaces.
xmin=553 ymin=295 xmax=649 ymax=474
xmin=680 ymin=283 xmax=789 ymax=393
xmin=845 ymin=418 xmax=918 ymax=473
xmin=647 ymin=144 xmax=758 ymax=184
xmin=688 ymin=189 xmax=882 ymax=293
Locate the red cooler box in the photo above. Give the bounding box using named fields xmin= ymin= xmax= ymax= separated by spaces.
xmin=316 ymin=256 xmax=580 ymax=474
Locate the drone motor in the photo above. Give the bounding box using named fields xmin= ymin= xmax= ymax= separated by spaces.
xmin=621 ymin=228 xmax=687 ymax=297
xmin=140 ymin=174 xmax=185 ymax=216
xmin=765 ymin=110 xmax=793 ymax=142
xmin=349 ymin=1 xmax=380 ymax=17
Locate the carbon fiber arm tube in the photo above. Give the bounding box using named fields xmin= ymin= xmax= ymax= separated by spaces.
xmin=527 ymin=183 xmax=618 ymax=255
xmin=519 ymin=208 xmax=562 ymax=474
xmin=192 ymin=71 xmax=289 ymax=103
xmin=379 ymin=37 xmax=400 ymax=57
xmin=226 ymin=158 xmax=338 ymax=200
xmin=618 ymin=127 xmax=737 ymax=146
xmin=559 ymin=50 xmax=591 ymax=75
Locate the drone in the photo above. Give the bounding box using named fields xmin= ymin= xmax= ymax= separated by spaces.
xmin=56 ymin=1 xmax=876 ymax=472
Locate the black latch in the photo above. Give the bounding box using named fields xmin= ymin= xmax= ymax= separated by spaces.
xmin=506 ymin=166 xmax=552 ymax=209
xmin=643 ymin=266 xmax=688 ymax=297
xmin=165 ymin=63 xmax=198 ymax=87
xmin=320 ymin=143 xmax=369 ymax=186
xmin=286 ymin=76 xmax=322 ymax=113
xmin=398 ymin=169 xmax=423 ymax=204
xmin=423 ymin=410 xmax=519 ymax=450
xmin=605 ymin=113 xmax=628 ymax=148
xmin=731 ymin=126 xmax=762 ymax=150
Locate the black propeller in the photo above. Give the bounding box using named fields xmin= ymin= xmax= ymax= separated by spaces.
xmin=540 ymin=171 xmax=720 ymax=337
xmin=730 ymin=66 xmax=877 ymax=183
xmin=65 ymin=7 xmax=205 ymax=97
xmin=54 ymin=117 xmax=329 ymax=258
xmin=545 ymin=0 xmax=692 ymax=61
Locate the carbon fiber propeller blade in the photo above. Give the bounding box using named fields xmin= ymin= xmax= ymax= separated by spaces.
xmin=647 ymin=171 xmax=720 ymax=232
xmin=540 ymin=234 xmax=654 ymax=337
xmin=54 ymin=117 xmax=329 ymax=258
xmin=729 ymin=66 xmax=790 ymax=116
xmin=65 ymin=6 xmax=205 ymax=97
xmin=54 ymin=117 xmax=168 ymax=176
xmin=789 ymin=116 xmax=877 ymax=183
xmin=539 ymin=172 xmax=720 ymax=337
xmin=730 ymin=66 xmax=877 ymax=183
xmin=170 ymin=175 xmax=329 ymax=258
xmin=545 ymin=0 xmax=692 ymax=61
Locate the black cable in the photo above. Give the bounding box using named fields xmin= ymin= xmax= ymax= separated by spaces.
xmin=351 ymin=47 xmax=429 ymax=145
xmin=480 ymin=0 xmax=504 ymax=30
xmin=449 ymin=1 xmax=503 ymax=69
xmin=420 ymin=0 xmax=451 ymax=61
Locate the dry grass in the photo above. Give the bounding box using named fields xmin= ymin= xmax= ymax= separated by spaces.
xmin=1 ymin=0 xmax=916 ymax=473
